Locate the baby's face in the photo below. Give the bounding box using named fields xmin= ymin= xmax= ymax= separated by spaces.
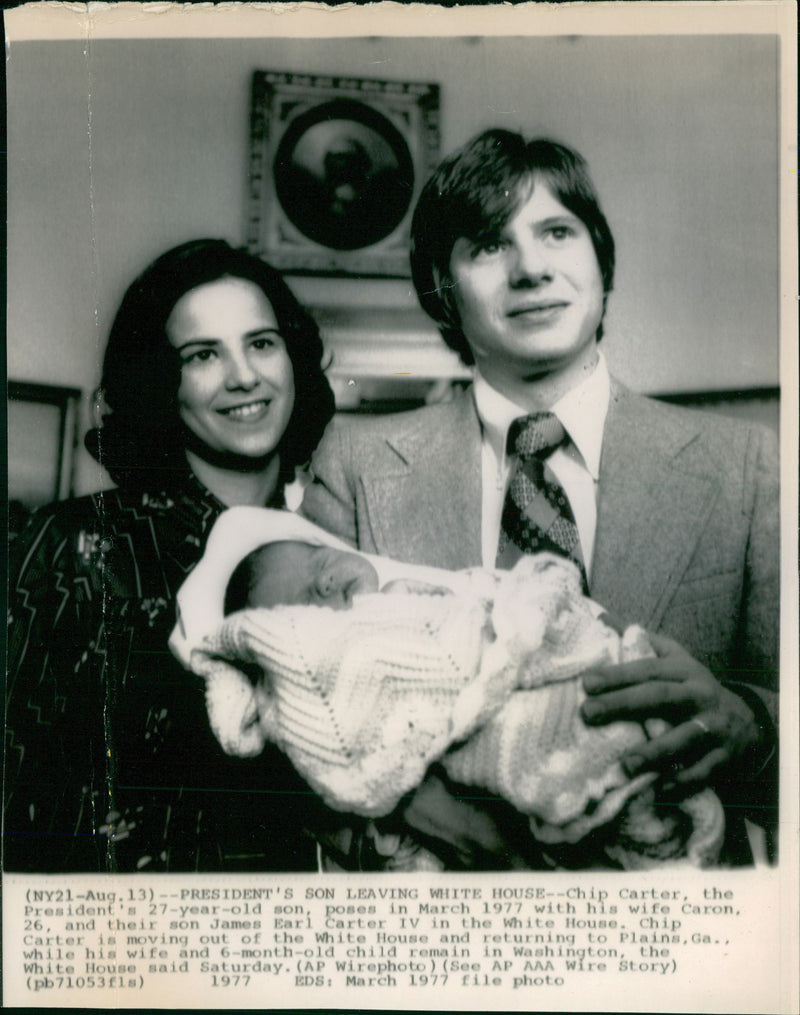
xmin=249 ymin=541 xmax=380 ymax=611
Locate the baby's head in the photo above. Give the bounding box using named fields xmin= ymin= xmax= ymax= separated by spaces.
xmin=224 ymin=540 xmax=380 ymax=614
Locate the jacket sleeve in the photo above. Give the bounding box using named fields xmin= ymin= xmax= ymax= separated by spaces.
xmin=301 ymin=418 xmax=360 ymax=547
xmin=721 ymin=424 xmax=780 ymax=839
xmin=4 ymin=505 xmax=110 ymax=871
xmin=735 ymin=424 xmax=780 ymax=702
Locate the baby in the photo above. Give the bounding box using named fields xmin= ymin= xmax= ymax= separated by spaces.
xmin=227 ymin=540 xmax=380 ymax=612
xmin=223 ymin=538 xmax=454 ymax=614
xmin=172 ymin=508 xmax=725 ymax=871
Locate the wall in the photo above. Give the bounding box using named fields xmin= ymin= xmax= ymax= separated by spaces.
xmin=7 ymin=34 xmax=780 ymax=495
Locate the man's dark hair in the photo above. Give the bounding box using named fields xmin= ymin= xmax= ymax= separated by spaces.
xmin=410 ymin=130 xmax=616 ymax=365
xmin=85 ymin=239 xmax=335 ymax=491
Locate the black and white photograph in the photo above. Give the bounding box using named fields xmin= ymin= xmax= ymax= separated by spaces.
xmin=3 ymin=2 xmax=798 ymax=1011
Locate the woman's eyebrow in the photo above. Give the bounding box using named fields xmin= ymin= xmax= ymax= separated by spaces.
xmin=173 ymin=337 xmax=219 ymax=351
xmin=246 ymin=327 xmax=282 ymax=338
xmin=173 ymin=328 xmax=281 ymax=349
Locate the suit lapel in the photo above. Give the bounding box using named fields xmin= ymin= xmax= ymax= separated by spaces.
xmin=351 ymin=380 xmax=720 ymax=613
xmin=360 ymin=392 xmax=483 ymax=569
xmin=591 ymin=383 xmax=720 ymax=627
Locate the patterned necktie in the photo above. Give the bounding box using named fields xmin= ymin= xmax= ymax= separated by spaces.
xmin=496 ymin=411 xmax=588 ymax=592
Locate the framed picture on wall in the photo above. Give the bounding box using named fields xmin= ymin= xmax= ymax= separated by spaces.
xmin=7 ymin=380 xmax=81 ymax=533
xmin=247 ymin=71 xmax=440 ymax=276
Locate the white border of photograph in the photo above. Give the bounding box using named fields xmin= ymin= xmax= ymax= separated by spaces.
xmin=4 ymin=3 xmax=797 ymax=1013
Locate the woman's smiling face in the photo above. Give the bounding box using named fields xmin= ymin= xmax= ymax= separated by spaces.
xmin=167 ymin=275 xmax=296 ymax=461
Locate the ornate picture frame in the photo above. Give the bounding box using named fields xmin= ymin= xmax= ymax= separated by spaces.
xmin=247 ymin=71 xmax=440 ymax=277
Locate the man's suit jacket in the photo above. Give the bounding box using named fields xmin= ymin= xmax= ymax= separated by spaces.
xmin=304 ymin=380 xmax=778 ymax=690
xmin=302 ymin=380 xmax=779 ymax=840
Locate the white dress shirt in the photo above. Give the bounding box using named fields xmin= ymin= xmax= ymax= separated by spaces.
xmin=473 ymin=353 xmax=611 ymax=579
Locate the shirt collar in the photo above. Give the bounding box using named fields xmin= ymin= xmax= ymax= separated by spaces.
xmin=473 ymin=352 xmax=610 ymax=479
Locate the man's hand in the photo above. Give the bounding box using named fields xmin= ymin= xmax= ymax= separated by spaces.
xmin=580 ymin=633 xmax=762 ymax=785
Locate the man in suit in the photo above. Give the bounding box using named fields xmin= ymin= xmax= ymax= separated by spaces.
xmin=302 ymin=130 xmax=779 ymax=867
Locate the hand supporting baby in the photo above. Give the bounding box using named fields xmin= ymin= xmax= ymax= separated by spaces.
xmin=582 ymin=633 xmax=762 ymax=786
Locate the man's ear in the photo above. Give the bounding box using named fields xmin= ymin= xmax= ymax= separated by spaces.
xmin=596 ymin=291 xmax=612 ymax=343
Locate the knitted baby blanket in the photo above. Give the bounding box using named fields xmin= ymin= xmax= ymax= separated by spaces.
xmin=192 ymin=555 xmax=724 ymax=868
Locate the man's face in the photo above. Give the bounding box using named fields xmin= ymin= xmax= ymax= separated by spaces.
xmin=448 ymin=178 xmax=605 ymax=396
xmin=249 ymin=542 xmax=380 ymax=611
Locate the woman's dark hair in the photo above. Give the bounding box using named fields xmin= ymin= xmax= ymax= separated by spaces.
xmin=410 ymin=130 xmax=616 ymax=365
xmin=85 ymin=239 xmax=335 ymax=491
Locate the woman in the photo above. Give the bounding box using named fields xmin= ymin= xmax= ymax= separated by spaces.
xmin=5 ymin=239 xmax=336 ymax=872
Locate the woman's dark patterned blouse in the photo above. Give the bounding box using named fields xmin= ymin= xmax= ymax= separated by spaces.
xmin=5 ymin=478 xmax=318 ymax=873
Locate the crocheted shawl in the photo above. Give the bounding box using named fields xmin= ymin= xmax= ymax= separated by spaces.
xmin=189 ymin=555 xmax=724 ymax=867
